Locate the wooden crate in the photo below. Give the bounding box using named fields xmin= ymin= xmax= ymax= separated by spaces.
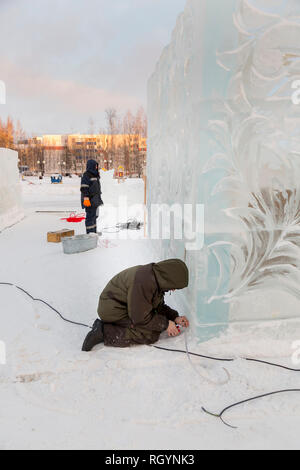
xmin=47 ymin=229 xmax=75 ymax=243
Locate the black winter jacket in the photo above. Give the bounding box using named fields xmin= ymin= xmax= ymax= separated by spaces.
xmin=80 ymin=160 xmax=103 ymax=209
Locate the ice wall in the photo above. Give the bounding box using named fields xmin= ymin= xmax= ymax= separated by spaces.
xmin=0 ymin=148 xmax=23 ymax=232
xmin=147 ymin=0 xmax=300 ymax=341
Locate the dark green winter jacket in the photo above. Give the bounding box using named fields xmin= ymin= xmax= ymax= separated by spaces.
xmin=98 ymin=259 xmax=189 ymax=346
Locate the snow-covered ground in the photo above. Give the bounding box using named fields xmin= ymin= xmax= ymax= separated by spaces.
xmin=1 ymin=173 xmax=300 ymax=450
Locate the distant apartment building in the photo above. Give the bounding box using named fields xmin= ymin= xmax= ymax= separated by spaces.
xmin=17 ymin=134 xmax=147 ymax=177
xmin=67 ymin=134 xmax=147 ymax=175
xmin=43 ymin=135 xmax=68 ymax=174
xmin=67 ymin=134 xmax=108 ymax=174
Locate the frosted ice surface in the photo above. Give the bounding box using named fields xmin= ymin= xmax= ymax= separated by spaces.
xmin=0 ymin=148 xmax=23 ymax=232
xmin=147 ymin=0 xmax=300 ymax=341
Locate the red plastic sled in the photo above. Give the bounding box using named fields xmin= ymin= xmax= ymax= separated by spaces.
xmin=61 ymin=213 xmax=86 ymax=223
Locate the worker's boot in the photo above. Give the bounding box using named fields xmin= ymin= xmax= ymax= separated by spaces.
xmin=82 ymin=319 xmax=104 ymax=352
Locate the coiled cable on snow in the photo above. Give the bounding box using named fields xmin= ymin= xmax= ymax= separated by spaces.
xmin=201 ymin=389 xmax=300 ymax=429
xmin=2 ymin=281 xmax=300 ymax=428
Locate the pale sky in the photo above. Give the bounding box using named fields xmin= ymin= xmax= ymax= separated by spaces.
xmin=0 ymin=0 xmax=186 ymax=135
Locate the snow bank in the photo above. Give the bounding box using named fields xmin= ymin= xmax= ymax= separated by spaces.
xmin=147 ymin=0 xmax=300 ymax=341
xmin=0 ymin=148 xmax=23 ymax=232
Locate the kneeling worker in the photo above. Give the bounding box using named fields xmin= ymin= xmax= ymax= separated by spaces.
xmin=82 ymin=259 xmax=189 ymax=351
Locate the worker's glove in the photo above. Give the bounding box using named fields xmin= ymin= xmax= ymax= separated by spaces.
xmin=83 ymin=198 xmax=92 ymax=208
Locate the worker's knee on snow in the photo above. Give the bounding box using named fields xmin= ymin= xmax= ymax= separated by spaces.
xmin=103 ymin=324 xmax=132 ymax=348
xmin=126 ymin=327 xmax=160 ymax=346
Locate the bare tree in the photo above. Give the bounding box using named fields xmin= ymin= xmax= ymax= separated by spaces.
xmin=105 ymin=108 xmax=119 ymax=170
xmin=122 ymin=111 xmax=135 ymax=177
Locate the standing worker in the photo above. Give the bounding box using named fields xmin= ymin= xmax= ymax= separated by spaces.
xmin=80 ymin=160 xmax=104 ymax=234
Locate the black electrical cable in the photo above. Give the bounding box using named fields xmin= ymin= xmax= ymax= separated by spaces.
xmin=202 ymin=389 xmax=300 ymax=429
xmin=153 ymin=345 xmax=300 ymax=429
xmin=244 ymin=357 xmax=300 ymax=372
xmin=2 ymin=281 xmax=299 ymax=369
xmin=0 ymin=282 xmax=92 ymax=329
xmin=152 ymin=345 xmax=300 ymax=372
xmin=153 ymin=345 xmax=234 ymax=362
xmin=2 ymin=282 xmax=300 ymax=429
